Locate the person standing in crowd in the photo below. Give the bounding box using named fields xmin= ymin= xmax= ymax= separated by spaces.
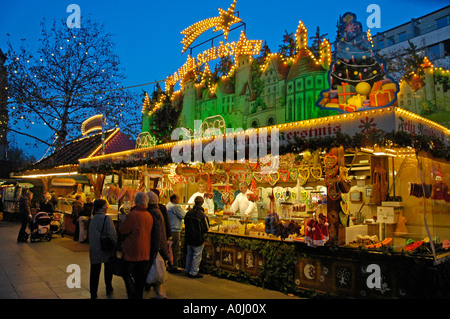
xmin=231 ymin=183 xmax=258 ymax=221
xmin=17 ymin=190 xmax=33 ymax=243
xmin=78 ymin=196 xmax=93 ymax=243
xmin=187 ymin=182 xmax=215 ymax=216
xmin=88 ymin=199 xmax=117 ymax=299
xmin=71 ymin=195 xmax=84 ymax=241
xmin=166 ymin=194 xmax=185 ymax=273
xmin=146 ymin=191 xmax=169 ymax=299
xmin=151 ymin=188 xmax=172 ymax=242
xmin=49 ymin=190 xmax=59 ymax=208
xmin=119 ymin=192 xmax=153 ymax=299
xmin=39 ymin=193 xmax=54 ymax=214
xmin=184 ymin=196 xmax=210 ymax=278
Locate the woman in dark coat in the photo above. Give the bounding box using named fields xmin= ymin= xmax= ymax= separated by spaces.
xmin=17 ymin=190 xmax=33 ymax=242
xmin=88 ymin=199 xmax=117 ymax=299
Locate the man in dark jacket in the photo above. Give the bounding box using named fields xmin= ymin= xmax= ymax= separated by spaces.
xmin=17 ymin=190 xmax=33 ymax=242
xmin=184 ymin=196 xmax=209 ymax=278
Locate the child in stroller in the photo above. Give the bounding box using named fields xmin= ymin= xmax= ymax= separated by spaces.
xmin=29 ymin=211 xmax=53 ymax=242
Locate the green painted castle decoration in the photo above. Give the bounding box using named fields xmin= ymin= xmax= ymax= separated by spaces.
xmin=141 ymin=1 xmax=337 ymax=143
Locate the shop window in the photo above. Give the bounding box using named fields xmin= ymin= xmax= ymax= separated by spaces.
xmin=251 ymin=120 xmax=259 ymax=128
xmin=398 ymin=32 xmax=407 ymax=43
xmin=427 ymin=44 xmax=441 ymax=60
xmin=377 ymin=40 xmax=384 ymax=50
xmin=296 ymin=79 xmax=304 ymax=91
xmin=444 ymin=39 xmax=450 ymax=57
xmin=267 ymin=117 xmax=275 ymax=126
xmin=436 ymin=15 xmax=449 ymax=29
xmin=387 ymin=37 xmax=395 ymax=46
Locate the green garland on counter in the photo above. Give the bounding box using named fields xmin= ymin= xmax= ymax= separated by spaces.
xmin=200 ymin=233 xmax=331 ymax=298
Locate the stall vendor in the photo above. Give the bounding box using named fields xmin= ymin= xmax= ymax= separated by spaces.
xmin=231 ymin=183 xmax=258 ymax=221
xmin=188 ymin=181 xmax=215 ymax=215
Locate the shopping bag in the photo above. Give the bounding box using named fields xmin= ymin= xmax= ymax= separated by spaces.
xmin=146 ymin=252 xmax=166 ymax=285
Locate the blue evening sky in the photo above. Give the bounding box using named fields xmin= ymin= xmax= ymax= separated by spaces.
xmin=1 ymin=0 xmax=448 ymax=160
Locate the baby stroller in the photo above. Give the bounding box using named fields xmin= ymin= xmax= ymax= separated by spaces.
xmin=49 ymin=211 xmax=64 ymax=237
xmin=29 ymin=212 xmax=53 ymax=243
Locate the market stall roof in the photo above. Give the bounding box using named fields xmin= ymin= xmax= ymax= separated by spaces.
xmin=12 ymin=128 xmax=135 ymax=178
xmin=79 ymin=107 xmax=449 ymax=173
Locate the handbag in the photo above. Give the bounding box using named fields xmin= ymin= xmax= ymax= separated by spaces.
xmin=108 ymin=233 xmax=127 ymax=277
xmin=100 ymin=216 xmax=115 ymax=252
xmin=146 ymin=252 xmax=166 ymax=285
xmin=109 ymin=252 xmax=127 ymax=276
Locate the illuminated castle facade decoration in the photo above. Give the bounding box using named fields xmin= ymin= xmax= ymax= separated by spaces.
xmin=397 ymin=57 xmax=450 ymax=128
xmin=141 ymin=4 xmax=450 ymax=143
xmin=141 ymin=6 xmax=335 ymax=138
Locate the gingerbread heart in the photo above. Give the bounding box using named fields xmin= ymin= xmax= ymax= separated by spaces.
xmin=289 ymin=168 xmax=298 ymax=181
xmin=325 ymin=175 xmax=339 ymax=187
xmin=210 ymin=174 xmax=219 ymax=184
xmin=291 ymin=190 xmax=297 ymax=200
xmin=279 ymin=170 xmax=289 ymax=182
xmin=328 ymin=184 xmax=341 ymax=201
xmin=246 ymin=172 xmax=253 ymax=185
xmin=229 ymin=173 xmax=237 ymax=183
xmin=221 ymin=192 xmax=230 ymax=204
xmin=198 ymin=173 xmax=207 ymax=183
xmin=325 ymin=165 xmax=339 ymax=178
xmin=298 ymin=174 xmax=308 ymax=186
xmin=202 ymin=162 xmax=213 ymax=174
xmin=269 ymin=172 xmax=279 ymax=186
xmin=310 ymin=165 xmax=322 ymax=179
xmin=253 ymin=172 xmax=263 ymax=182
xmin=218 ymin=173 xmax=228 ymax=184
xmin=324 ymin=155 xmax=338 ymax=168
xmin=298 ymin=166 xmax=310 ymax=180
xmin=340 ymin=200 xmax=349 ymax=214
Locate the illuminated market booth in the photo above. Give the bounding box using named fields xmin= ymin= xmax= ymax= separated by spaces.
xmin=11 ymin=123 xmax=135 ymax=233
xmin=79 ymin=4 xmax=450 ymax=298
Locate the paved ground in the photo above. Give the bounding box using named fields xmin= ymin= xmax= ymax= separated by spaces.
xmin=0 ymin=220 xmax=301 ymax=300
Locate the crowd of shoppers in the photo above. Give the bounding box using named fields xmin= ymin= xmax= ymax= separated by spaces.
xmin=15 ymin=183 xmax=212 ymax=300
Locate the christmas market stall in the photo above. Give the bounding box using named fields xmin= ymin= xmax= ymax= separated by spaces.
xmin=79 ymin=6 xmax=450 ymax=298
xmin=11 ymin=125 xmax=135 ymax=234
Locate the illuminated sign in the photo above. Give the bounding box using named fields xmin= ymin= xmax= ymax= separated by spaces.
xmin=81 ymin=114 xmax=103 ymax=135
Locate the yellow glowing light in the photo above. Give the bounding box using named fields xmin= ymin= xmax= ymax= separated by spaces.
xmin=180 ymin=0 xmax=242 ymax=53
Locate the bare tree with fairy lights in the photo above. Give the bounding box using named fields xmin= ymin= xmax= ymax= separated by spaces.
xmin=5 ymin=18 xmax=139 ymax=151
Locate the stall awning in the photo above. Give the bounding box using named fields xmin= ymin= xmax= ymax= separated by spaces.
xmin=79 ymin=107 xmax=450 ymax=172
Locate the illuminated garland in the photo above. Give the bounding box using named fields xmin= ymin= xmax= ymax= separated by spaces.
xmin=78 ymin=130 xmax=449 ymax=174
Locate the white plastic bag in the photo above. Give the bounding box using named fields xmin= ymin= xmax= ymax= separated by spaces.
xmin=146 ymin=252 xmax=166 ymax=285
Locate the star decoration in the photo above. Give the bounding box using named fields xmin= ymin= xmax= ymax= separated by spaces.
xmin=345 ymin=23 xmax=356 ymax=34
xmin=180 ymin=0 xmax=242 ymax=53
xmin=213 ymin=0 xmax=242 ymax=40
xmin=234 ymin=31 xmax=263 ymax=57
